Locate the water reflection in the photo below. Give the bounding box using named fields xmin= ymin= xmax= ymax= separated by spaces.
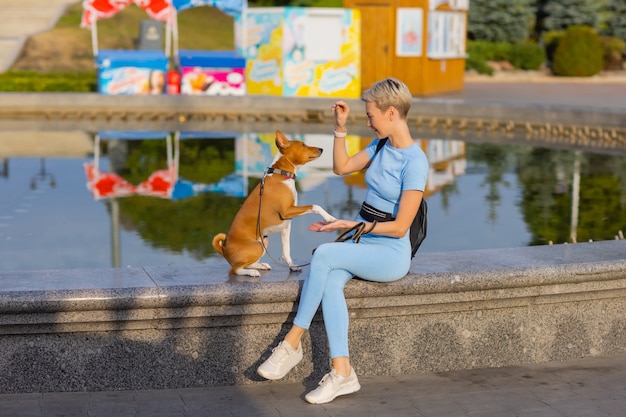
xmin=0 ymin=129 xmax=625 ymax=273
xmin=85 ymin=131 xmax=245 ymax=200
xmin=30 ymin=158 xmax=57 ymax=190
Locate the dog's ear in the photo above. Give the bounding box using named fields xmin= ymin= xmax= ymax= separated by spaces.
xmin=275 ymin=130 xmax=290 ymax=150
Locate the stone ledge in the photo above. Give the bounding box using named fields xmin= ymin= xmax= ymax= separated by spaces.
xmin=1 ymin=241 xmax=624 ymax=330
xmin=0 ymin=241 xmax=624 ymax=392
xmin=1 ymin=93 xmax=625 ymax=131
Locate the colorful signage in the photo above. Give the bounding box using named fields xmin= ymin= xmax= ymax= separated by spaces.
xmin=236 ymin=7 xmax=361 ymax=98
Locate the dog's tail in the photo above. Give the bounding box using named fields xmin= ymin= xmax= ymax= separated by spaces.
xmin=212 ymin=233 xmax=227 ymax=256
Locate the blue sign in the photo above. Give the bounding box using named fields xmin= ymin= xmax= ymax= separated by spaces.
xmin=171 ymin=0 xmax=246 ymax=16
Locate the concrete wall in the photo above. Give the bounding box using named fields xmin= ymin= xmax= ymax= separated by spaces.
xmin=0 ymin=240 xmax=624 ymax=393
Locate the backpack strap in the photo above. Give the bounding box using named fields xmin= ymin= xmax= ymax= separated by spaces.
xmin=364 ymin=138 xmax=388 ymax=170
xmin=371 ymin=137 xmax=427 ymax=258
xmin=374 ymin=138 xmax=388 ymax=155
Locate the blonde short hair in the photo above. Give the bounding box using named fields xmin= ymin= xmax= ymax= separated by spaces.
xmin=361 ymin=77 xmax=412 ymax=119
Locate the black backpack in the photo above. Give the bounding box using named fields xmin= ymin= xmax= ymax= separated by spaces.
xmin=373 ymin=138 xmax=427 ymax=258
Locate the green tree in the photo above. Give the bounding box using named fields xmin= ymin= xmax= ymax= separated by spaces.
xmin=517 ymin=148 xmax=568 ymax=245
xmin=542 ymin=0 xmax=604 ymax=31
xmin=517 ymin=148 xmax=626 ymax=245
xmin=466 ymin=143 xmax=513 ymax=224
xmin=468 ymin=0 xmax=535 ymax=43
xmin=605 ymin=0 xmax=626 ymax=41
xmin=551 ymin=25 xmax=604 ymax=76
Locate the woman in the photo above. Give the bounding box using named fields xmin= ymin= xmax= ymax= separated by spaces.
xmin=257 ymin=77 xmax=429 ymax=404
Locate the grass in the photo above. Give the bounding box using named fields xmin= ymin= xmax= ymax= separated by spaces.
xmin=0 ymin=71 xmax=96 ymax=92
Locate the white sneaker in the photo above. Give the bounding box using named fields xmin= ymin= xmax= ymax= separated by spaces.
xmin=305 ymin=368 xmax=361 ymax=404
xmin=257 ymin=341 xmax=303 ymax=380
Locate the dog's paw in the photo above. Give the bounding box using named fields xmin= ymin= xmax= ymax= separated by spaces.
xmin=312 ymin=205 xmax=336 ymax=223
xmin=234 ymin=268 xmax=261 ymax=277
xmin=247 ymin=262 xmax=272 ymax=271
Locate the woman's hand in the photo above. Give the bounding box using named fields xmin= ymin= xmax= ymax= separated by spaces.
xmin=331 ymin=101 xmax=350 ymax=131
xmin=309 ymin=219 xmax=360 ymax=232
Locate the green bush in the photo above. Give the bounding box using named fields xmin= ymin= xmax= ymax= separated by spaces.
xmin=509 ymin=42 xmax=546 ymax=70
xmin=465 ymin=41 xmax=512 ymax=74
xmin=466 ymin=40 xmax=545 ymax=74
xmin=543 ymin=30 xmax=564 ymax=63
xmin=465 ymin=53 xmax=494 ymax=75
xmin=467 ymin=41 xmax=512 ymax=62
xmin=0 ymin=71 xmax=97 ymax=92
xmin=552 ymin=25 xmax=603 ymax=77
xmin=600 ymin=36 xmax=626 ymax=70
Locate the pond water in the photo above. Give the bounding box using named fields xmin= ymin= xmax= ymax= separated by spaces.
xmin=1 ymin=130 xmax=625 ymax=273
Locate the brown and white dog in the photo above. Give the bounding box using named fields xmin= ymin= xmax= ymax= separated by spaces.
xmin=212 ymin=130 xmax=336 ymax=276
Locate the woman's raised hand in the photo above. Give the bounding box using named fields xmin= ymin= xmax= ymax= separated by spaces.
xmin=331 ymin=101 xmax=350 ymax=130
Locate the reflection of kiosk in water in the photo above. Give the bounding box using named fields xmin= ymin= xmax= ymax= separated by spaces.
xmin=235 ymin=132 xmax=336 ymax=191
xmin=84 ymin=130 xmax=246 ymax=200
xmin=424 ymin=139 xmax=466 ymax=194
xmin=342 ymin=137 xmax=466 ymax=198
xmin=84 ymin=130 xmax=247 ymax=268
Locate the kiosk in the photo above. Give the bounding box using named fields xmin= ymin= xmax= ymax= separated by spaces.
xmin=171 ymin=0 xmax=247 ymax=96
xmin=178 ymin=50 xmax=246 ymax=96
xmin=343 ymin=0 xmax=468 ymax=96
xmin=81 ymin=0 xmax=172 ymax=95
xmin=82 ymin=0 xmax=247 ymax=95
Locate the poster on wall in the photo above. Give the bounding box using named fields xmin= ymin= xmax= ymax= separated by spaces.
xmin=427 ymin=11 xmax=466 ymax=59
xmin=96 ymin=51 xmax=169 ymax=95
xmin=236 ymin=7 xmax=361 ymax=98
xmin=282 ymin=8 xmax=358 ymax=97
xmin=396 ymin=8 xmax=423 ymax=57
xmin=237 ymin=9 xmax=284 ymax=96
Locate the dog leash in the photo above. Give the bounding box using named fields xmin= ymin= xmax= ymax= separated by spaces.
xmin=256 ymin=168 xmax=311 ymax=271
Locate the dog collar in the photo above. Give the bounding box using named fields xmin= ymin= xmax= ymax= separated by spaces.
xmin=265 ymin=167 xmax=296 ymax=180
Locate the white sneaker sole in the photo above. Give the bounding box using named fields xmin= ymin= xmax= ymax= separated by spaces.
xmin=257 ymin=365 xmax=298 ymax=381
xmin=305 ymin=381 xmax=361 ymax=404
xmin=257 ymin=351 xmax=303 ymax=380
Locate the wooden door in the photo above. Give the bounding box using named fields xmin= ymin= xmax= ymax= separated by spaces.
xmin=344 ymin=0 xmax=394 ymax=91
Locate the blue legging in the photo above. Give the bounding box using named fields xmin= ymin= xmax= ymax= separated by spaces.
xmin=293 ymin=239 xmax=410 ymax=358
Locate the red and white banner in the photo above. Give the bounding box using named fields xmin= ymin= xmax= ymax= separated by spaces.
xmin=81 ymin=0 xmax=173 ymax=28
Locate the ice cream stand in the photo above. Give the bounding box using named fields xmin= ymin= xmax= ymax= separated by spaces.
xmin=175 ymin=1 xmax=363 ymax=97
xmin=81 ymin=0 xmax=249 ymax=95
xmin=171 ymin=0 xmax=248 ymax=96
xmin=81 ymin=0 xmax=173 ymax=95
xmin=82 ymin=0 xmax=365 ymax=98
